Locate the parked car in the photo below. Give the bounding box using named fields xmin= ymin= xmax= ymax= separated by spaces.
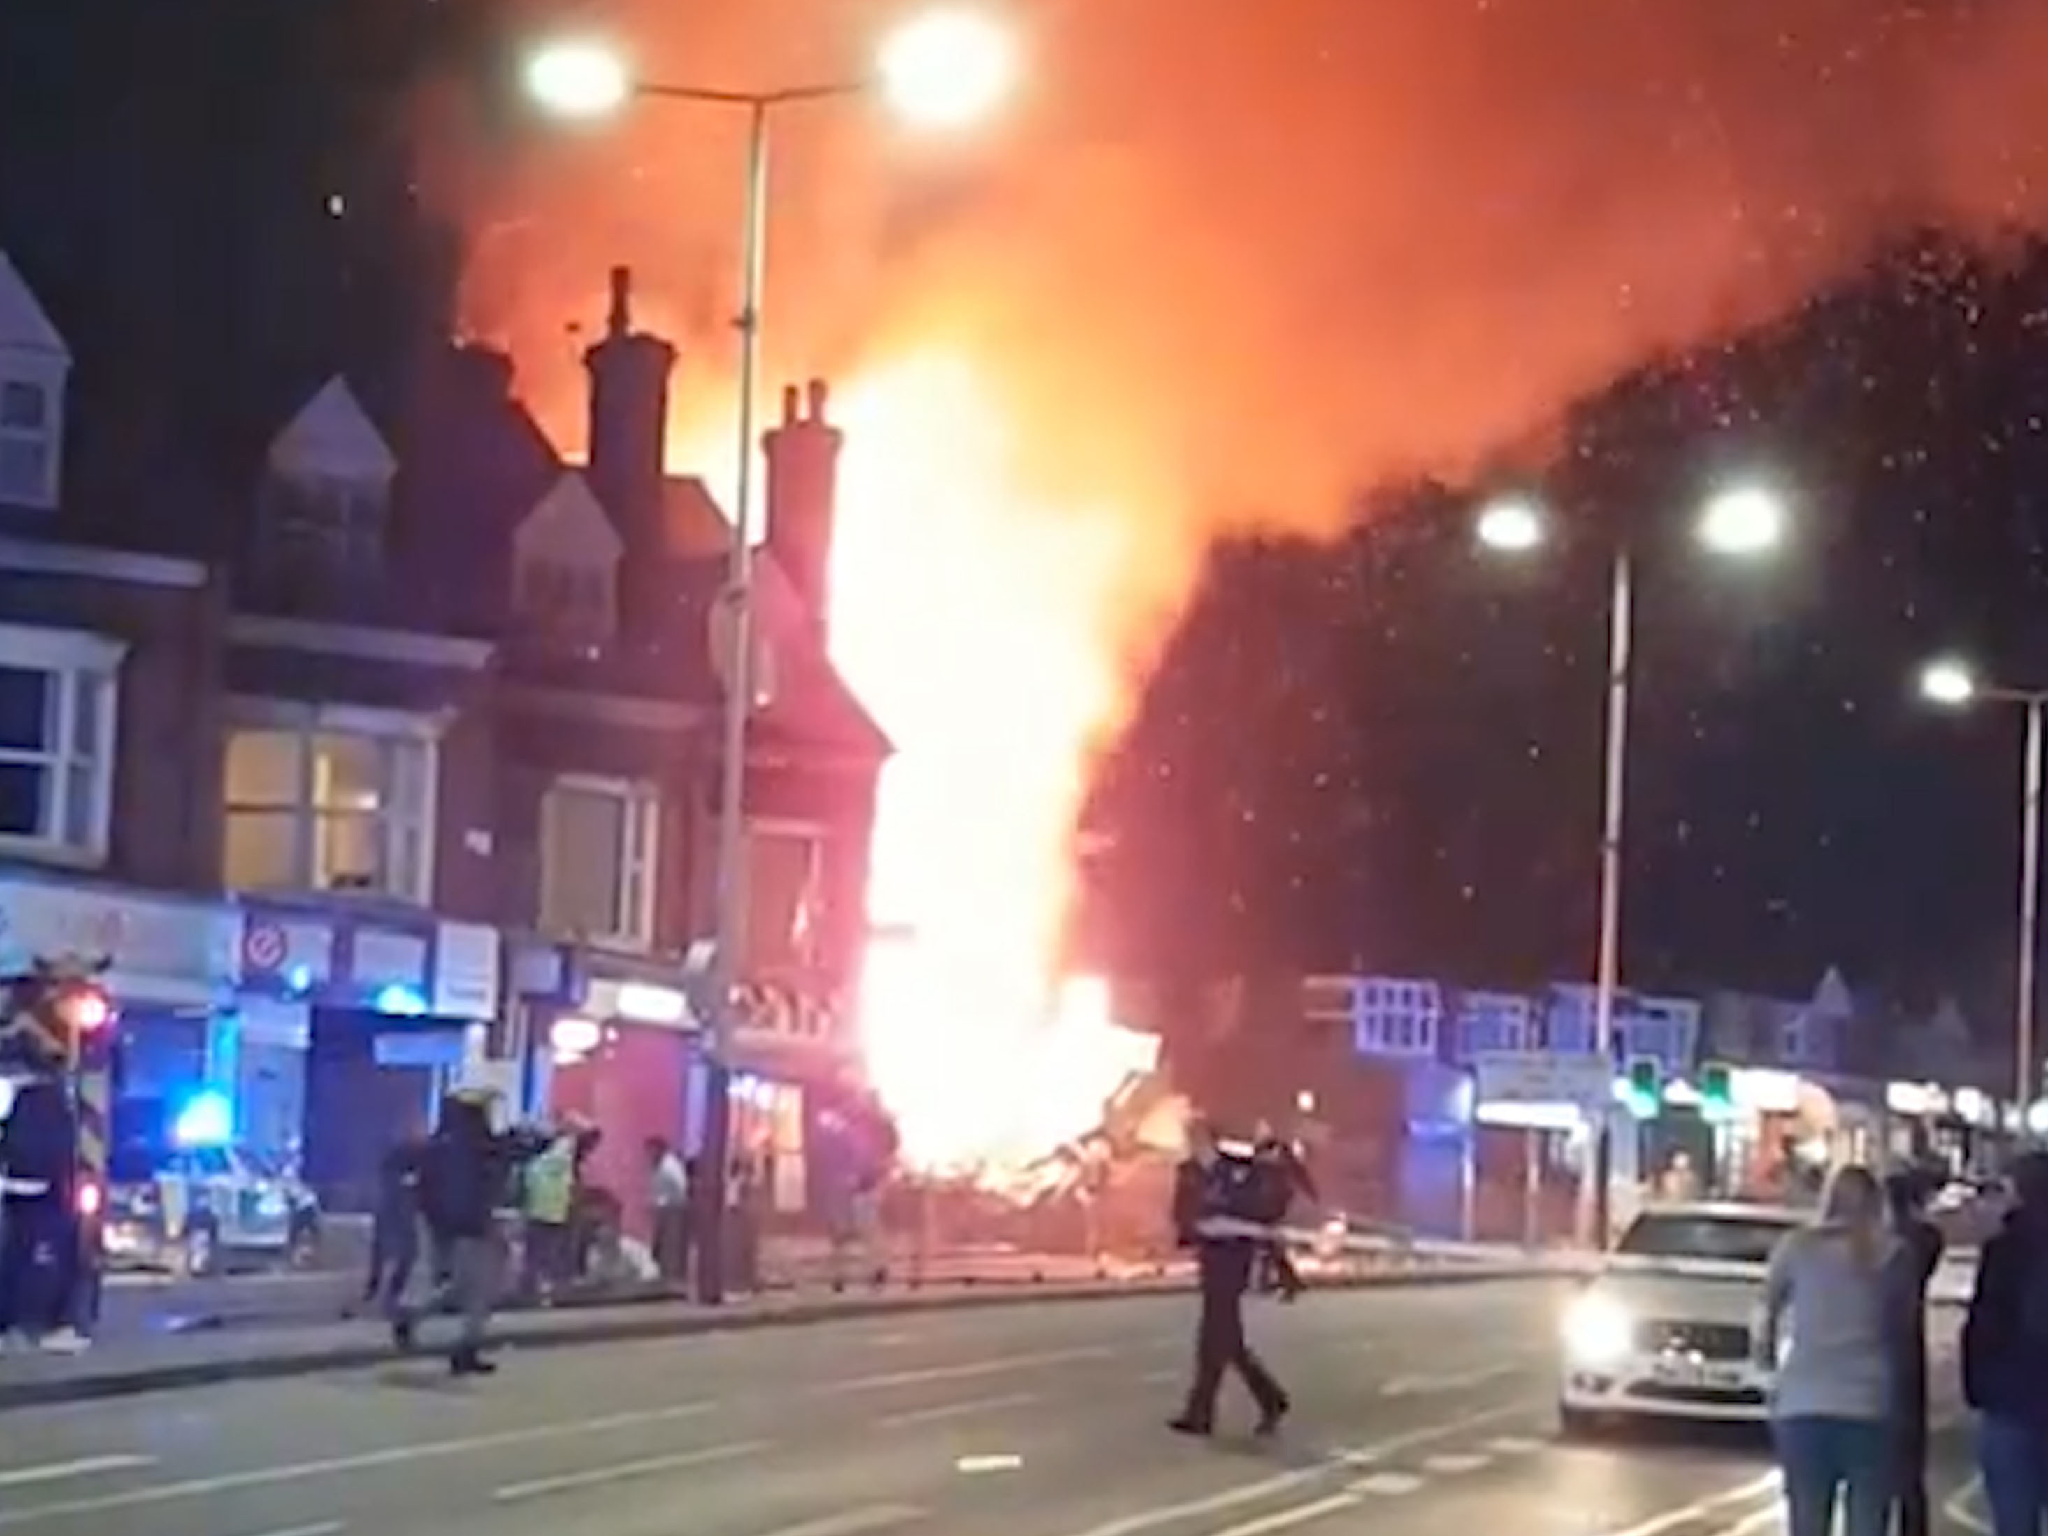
xmin=102 ymin=1139 xmax=320 ymax=1277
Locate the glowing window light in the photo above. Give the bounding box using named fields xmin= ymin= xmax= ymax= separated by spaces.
xmin=373 ymin=984 xmax=428 ymax=1018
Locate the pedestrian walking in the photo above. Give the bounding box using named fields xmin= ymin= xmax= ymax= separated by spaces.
xmin=412 ymin=1089 xmax=522 ymax=1376
xmin=364 ymin=1127 xmax=425 ymax=1322
xmin=1755 ymin=1164 xmax=1895 ymax=1536
xmin=1962 ymin=1150 xmax=2048 ymax=1536
xmin=0 ymin=1039 xmax=84 ymax=1352
xmin=1251 ymin=1120 xmax=1313 ymax=1301
xmin=1168 ymin=1118 xmax=1288 ymax=1438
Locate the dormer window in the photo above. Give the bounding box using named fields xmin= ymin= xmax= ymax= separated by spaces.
xmin=0 ymin=379 xmax=54 ymax=508
xmin=516 ymin=555 xmax=615 ymax=641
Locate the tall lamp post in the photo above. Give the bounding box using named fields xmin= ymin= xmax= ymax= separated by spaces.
xmin=525 ymin=11 xmax=1017 ymax=1303
xmin=1917 ymin=657 xmax=2047 ymax=1111
xmin=1475 ymin=484 xmax=1788 ymax=1247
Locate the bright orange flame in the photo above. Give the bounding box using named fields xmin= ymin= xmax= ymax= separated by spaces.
xmin=830 ymin=351 xmax=1154 ymax=1168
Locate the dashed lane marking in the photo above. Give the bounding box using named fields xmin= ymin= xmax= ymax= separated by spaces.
xmin=0 ymin=1456 xmax=155 ymax=1490
xmin=0 ymin=1400 xmax=720 ymax=1526
xmin=1350 ymin=1473 xmax=1425 ymax=1497
xmin=1487 ymin=1435 xmax=1543 ymax=1455
xmin=492 ymin=1438 xmax=768 ymax=1503
xmin=1205 ymin=1493 xmax=1359 ymax=1536
xmin=1600 ymin=1473 xmax=1782 ymax=1536
xmin=226 ymin=1524 xmax=345 ymax=1536
xmin=752 ymin=1505 xmax=926 ymax=1536
xmin=820 ymin=1347 xmax=1111 ymax=1395
xmin=878 ymin=1392 xmax=1041 ymax=1428
xmin=1055 ymin=1400 xmax=1535 ymax=1536
xmin=1421 ymin=1452 xmax=1490 ymax=1474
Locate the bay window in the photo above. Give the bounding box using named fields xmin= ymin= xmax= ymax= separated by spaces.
xmin=0 ymin=624 xmax=121 ymax=864
xmin=223 ymin=710 xmax=435 ymax=901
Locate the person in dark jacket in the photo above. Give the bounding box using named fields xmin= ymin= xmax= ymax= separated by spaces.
xmin=0 ymin=1064 xmax=78 ymax=1345
xmin=1252 ymin=1121 xmax=1315 ymax=1301
xmin=364 ymin=1129 xmax=425 ymax=1321
xmin=412 ymin=1091 xmax=526 ymax=1375
xmin=1962 ymin=1151 xmax=2048 ymax=1536
xmin=1883 ymin=1168 xmax=1944 ymax=1536
xmin=1168 ymin=1118 xmax=1289 ymax=1437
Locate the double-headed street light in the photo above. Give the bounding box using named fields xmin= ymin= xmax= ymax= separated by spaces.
xmin=525 ymin=9 xmax=1017 ymax=1304
xmin=1477 ymin=483 xmax=1789 ymax=1246
xmin=1917 ymin=657 xmax=2048 ymax=1109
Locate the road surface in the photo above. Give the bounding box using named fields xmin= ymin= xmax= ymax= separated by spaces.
xmin=0 ymin=1279 xmax=1986 ymax=1536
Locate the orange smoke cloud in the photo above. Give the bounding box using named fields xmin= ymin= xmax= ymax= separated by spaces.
xmin=451 ymin=0 xmax=2048 ymax=1161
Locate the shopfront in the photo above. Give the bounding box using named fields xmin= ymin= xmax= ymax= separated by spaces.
xmin=511 ymin=941 xmax=860 ymax=1235
xmin=0 ymin=873 xmax=241 ymax=1151
xmin=235 ymin=900 xmax=501 ymax=1205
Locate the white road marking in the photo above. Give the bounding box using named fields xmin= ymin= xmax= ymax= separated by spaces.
xmin=1057 ymin=1400 xmax=1533 ymax=1536
xmin=227 ymin=1524 xmax=345 ymax=1536
xmin=1141 ymin=1368 xmax=1184 ymax=1385
xmin=0 ymin=1399 xmax=720 ymax=1527
xmin=493 ymin=1438 xmax=768 ymax=1502
xmin=1601 ymin=1472 xmax=1782 ymax=1536
xmin=1422 ymin=1452 xmax=1490 ymax=1474
xmin=0 ymin=1455 xmax=155 ymax=1490
xmin=1943 ymin=1476 xmax=1992 ymax=1536
xmin=1206 ymin=1494 xmax=1358 ymax=1536
xmin=1703 ymin=1510 xmax=1780 ymax=1536
xmin=753 ymin=1505 xmax=925 ymax=1536
xmin=1381 ymin=1364 xmax=1519 ymax=1397
xmin=1351 ymin=1472 xmax=1425 ymax=1497
xmin=1487 ymin=1435 xmax=1542 ymax=1454
xmin=879 ymin=1391 xmax=1041 ymax=1428
xmin=821 ymin=1347 xmax=1110 ymax=1394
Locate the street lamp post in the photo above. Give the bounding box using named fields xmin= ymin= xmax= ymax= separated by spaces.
xmin=525 ymin=11 xmax=1016 ymax=1304
xmin=1477 ymin=484 xmax=1787 ymax=1248
xmin=1918 ymin=658 xmax=2048 ymax=1109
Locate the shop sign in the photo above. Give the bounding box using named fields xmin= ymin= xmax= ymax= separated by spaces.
xmin=1473 ymin=1051 xmax=1612 ymax=1110
xmin=431 ymin=921 xmax=501 ymax=1020
xmin=0 ymin=876 xmax=238 ymax=1000
xmin=238 ymin=910 xmax=337 ymax=991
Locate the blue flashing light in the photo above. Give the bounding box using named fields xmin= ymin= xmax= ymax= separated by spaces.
xmin=285 ymin=964 xmax=313 ymax=993
xmin=373 ymin=983 xmax=428 ymax=1018
xmin=172 ymin=1089 xmax=235 ymax=1149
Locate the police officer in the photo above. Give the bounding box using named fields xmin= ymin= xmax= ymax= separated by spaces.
xmin=1169 ymin=1118 xmax=1289 ymax=1437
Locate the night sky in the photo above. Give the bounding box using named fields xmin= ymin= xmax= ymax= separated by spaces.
xmin=7 ymin=7 xmax=2048 ymax=1057
xmin=1092 ymin=235 xmax=2048 ymax=1051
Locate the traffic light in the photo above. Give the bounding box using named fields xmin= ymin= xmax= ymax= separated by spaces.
xmin=1699 ymin=1062 xmax=1734 ymax=1121
xmin=1623 ymin=1057 xmax=1661 ymax=1119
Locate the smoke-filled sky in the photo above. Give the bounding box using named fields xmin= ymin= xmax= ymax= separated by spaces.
xmin=457 ymin=0 xmax=2047 ymax=543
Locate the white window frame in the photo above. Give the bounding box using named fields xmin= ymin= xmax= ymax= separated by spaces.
xmin=744 ymin=816 xmax=827 ymax=971
xmin=537 ymin=773 xmax=660 ymax=950
xmin=222 ymin=700 xmax=439 ymax=904
xmin=0 ymin=624 xmax=123 ymax=866
xmin=0 ymin=374 xmax=59 ymax=510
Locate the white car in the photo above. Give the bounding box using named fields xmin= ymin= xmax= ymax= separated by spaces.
xmin=1558 ymin=1201 xmax=1805 ymax=1434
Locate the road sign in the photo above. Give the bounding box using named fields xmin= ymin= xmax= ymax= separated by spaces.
xmin=1472 ymin=1052 xmax=1612 ymax=1109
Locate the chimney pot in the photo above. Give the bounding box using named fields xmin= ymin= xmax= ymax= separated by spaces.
xmin=806 ymin=378 xmax=830 ymax=421
xmin=607 ymin=266 xmax=633 ymax=337
xmin=782 ymin=385 xmax=801 ymax=425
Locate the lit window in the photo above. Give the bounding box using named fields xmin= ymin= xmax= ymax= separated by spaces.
xmin=223 ymin=720 xmax=434 ymax=901
xmin=538 ymin=776 xmax=658 ymax=948
xmin=0 ymin=626 xmax=121 ymax=864
xmin=0 ymin=379 xmax=54 ymax=507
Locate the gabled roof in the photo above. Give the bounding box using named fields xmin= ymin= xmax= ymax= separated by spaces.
xmin=517 ymin=470 xmax=623 ymax=562
xmin=0 ymin=252 xmax=66 ymax=356
xmin=268 ymin=377 xmax=396 ymax=481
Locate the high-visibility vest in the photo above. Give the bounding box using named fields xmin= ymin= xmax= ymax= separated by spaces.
xmin=524 ymin=1138 xmax=576 ymax=1224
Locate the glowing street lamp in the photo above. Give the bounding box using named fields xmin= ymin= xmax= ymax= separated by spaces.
xmin=1918 ymin=656 xmax=2048 ymax=1106
xmin=523 ymin=9 xmax=1016 ymax=1308
xmin=1475 ymin=481 xmax=1788 ymax=1247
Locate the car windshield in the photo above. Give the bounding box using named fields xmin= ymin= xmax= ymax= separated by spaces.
xmin=1616 ymin=1212 xmax=1796 ymax=1265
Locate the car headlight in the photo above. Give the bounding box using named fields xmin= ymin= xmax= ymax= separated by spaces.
xmin=1562 ymin=1291 xmax=1633 ymax=1365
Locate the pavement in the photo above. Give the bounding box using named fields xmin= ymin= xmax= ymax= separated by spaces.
xmin=0 ymin=1279 xmax=1991 ymax=1536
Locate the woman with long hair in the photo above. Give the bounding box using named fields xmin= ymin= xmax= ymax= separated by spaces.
xmin=1756 ymin=1164 xmax=1895 ymax=1536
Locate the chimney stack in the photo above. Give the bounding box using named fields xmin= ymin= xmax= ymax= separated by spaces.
xmin=583 ymin=266 xmax=677 ymax=625
xmin=763 ymin=377 xmax=845 ymax=647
